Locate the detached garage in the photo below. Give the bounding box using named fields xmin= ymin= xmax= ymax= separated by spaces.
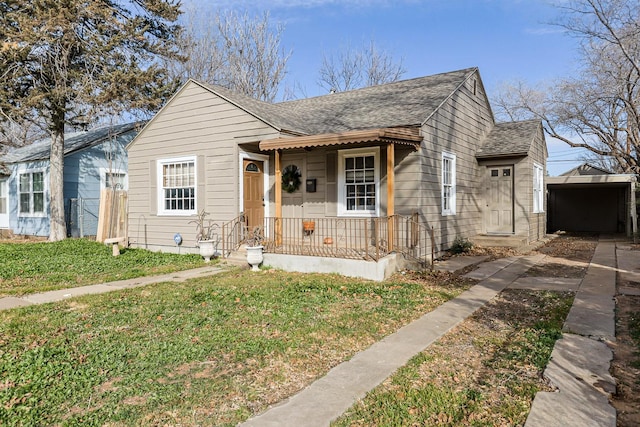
xmin=547 ymin=164 xmax=637 ymax=235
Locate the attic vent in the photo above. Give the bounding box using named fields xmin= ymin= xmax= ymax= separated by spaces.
xmin=472 ymin=78 xmax=477 ymax=96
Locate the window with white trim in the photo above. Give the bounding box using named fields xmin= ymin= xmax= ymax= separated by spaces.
xmin=157 ymin=157 xmax=196 ymax=215
xmin=101 ymin=168 xmax=127 ymax=190
xmin=106 ymin=172 xmax=126 ymax=189
xmin=441 ymin=152 xmax=456 ymax=216
xmin=19 ymin=171 xmax=45 ymax=215
xmin=338 ymin=147 xmax=379 ymax=216
xmin=533 ymin=163 xmax=544 ymax=213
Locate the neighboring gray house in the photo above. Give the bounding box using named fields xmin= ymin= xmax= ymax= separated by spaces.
xmin=0 ymin=122 xmax=140 ymax=237
xmin=127 ymin=67 xmax=547 ymax=280
xmin=547 ymin=163 xmax=637 ymax=235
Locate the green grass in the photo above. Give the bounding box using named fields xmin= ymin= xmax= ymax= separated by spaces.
xmin=0 ymin=239 xmax=205 ymax=296
xmin=333 ymin=290 xmax=574 ymax=426
xmin=0 ymin=269 xmax=468 ymax=426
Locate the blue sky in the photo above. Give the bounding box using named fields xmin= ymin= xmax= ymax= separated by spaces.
xmin=183 ymin=0 xmax=588 ymax=175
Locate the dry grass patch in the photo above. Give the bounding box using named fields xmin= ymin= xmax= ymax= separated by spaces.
xmin=334 ymin=289 xmax=574 ymax=426
xmin=611 ymin=293 xmax=640 ymax=426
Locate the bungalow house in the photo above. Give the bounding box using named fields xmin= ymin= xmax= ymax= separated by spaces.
xmin=0 ymin=122 xmax=140 ymax=237
xmin=127 ymin=67 xmax=547 ymax=280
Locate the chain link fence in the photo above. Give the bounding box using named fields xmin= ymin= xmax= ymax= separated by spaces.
xmin=66 ymin=198 xmax=100 ymax=238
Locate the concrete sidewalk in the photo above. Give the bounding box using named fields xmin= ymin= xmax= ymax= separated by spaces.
xmin=0 ymin=265 xmax=224 ymax=311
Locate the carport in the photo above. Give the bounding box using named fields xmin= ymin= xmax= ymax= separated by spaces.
xmin=547 ymin=174 xmax=637 ymax=235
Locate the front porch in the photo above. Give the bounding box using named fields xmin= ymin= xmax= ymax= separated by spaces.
xmin=222 ymin=214 xmax=435 ymax=275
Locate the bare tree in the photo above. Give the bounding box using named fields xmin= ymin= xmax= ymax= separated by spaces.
xmin=168 ymin=9 xmax=291 ymax=102
xmin=0 ymin=113 xmax=47 ymax=154
xmin=493 ymin=0 xmax=640 ymax=173
xmin=318 ymin=40 xmax=406 ymax=92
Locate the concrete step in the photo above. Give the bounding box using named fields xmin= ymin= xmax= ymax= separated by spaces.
xmin=222 ymin=247 xmax=250 ymax=268
xmin=470 ymin=234 xmax=528 ymax=248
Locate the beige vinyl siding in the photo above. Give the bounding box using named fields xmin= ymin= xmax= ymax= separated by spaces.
xmin=410 ymin=71 xmax=493 ymax=255
xmin=513 ymin=124 xmax=548 ymax=243
xmin=528 ymin=125 xmax=548 ymax=241
xmin=513 ymin=158 xmax=532 ymax=236
xmin=127 ymin=81 xmax=279 ymax=251
xmin=270 ymin=145 xmax=392 ymax=219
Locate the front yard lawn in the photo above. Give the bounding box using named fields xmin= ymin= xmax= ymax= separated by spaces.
xmin=0 ymin=239 xmax=204 ymax=297
xmin=0 ymin=269 xmax=471 ymax=426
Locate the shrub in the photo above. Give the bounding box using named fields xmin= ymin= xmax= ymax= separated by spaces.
xmin=450 ymin=236 xmax=473 ymax=254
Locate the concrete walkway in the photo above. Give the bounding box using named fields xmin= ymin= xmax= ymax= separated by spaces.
xmin=525 ymin=241 xmax=618 ymax=427
xmin=240 ymin=254 xmax=544 ymax=427
xmin=243 ymin=239 xmax=622 ymax=427
xmin=0 ymin=265 xmax=224 ymax=311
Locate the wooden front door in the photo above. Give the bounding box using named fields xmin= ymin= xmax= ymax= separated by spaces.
xmin=243 ymin=160 xmax=264 ymax=229
xmin=0 ymin=177 xmax=8 ymax=229
xmin=486 ymin=166 xmax=514 ymax=233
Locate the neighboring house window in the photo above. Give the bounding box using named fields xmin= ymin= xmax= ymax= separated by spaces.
xmin=441 ymin=152 xmax=456 ymax=216
xmin=19 ymin=171 xmax=45 ymax=215
xmin=338 ymin=147 xmax=379 ymax=216
xmin=0 ymin=179 xmax=6 ymax=215
xmin=102 ymin=170 xmax=127 ymax=190
xmin=157 ymin=157 xmax=196 ymax=215
xmin=533 ymin=163 xmax=544 ymax=213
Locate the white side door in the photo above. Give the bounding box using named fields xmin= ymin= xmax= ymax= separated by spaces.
xmin=0 ymin=177 xmax=9 ymax=229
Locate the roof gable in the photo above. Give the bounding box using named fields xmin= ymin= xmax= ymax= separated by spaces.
xmin=476 ymin=120 xmax=543 ymax=158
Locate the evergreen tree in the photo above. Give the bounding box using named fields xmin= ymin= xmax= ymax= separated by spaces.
xmin=0 ymin=0 xmax=183 ymax=240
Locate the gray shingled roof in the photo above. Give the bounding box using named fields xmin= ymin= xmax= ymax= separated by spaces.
xmin=476 ymin=120 xmax=541 ymax=158
xmin=202 ymin=67 xmax=478 ymax=135
xmin=0 ymin=122 xmax=142 ymax=164
xmin=560 ymin=163 xmax=612 ymax=176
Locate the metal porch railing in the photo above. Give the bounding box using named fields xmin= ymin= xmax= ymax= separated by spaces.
xmin=221 ymin=214 xmax=434 ymax=267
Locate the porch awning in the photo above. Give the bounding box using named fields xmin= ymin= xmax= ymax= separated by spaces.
xmin=259 ymin=127 xmax=422 ymax=151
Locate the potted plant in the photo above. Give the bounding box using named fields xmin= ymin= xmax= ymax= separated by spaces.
xmin=189 ymin=209 xmax=218 ymax=262
xmin=245 ymin=225 xmax=264 ymax=271
xmin=303 ymin=220 xmax=315 ymax=235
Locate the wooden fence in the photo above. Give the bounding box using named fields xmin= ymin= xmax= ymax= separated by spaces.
xmin=96 ymin=189 xmax=128 ymax=243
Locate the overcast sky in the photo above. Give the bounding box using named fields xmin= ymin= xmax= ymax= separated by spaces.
xmin=183 ymin=0 xmax=588 ymax=175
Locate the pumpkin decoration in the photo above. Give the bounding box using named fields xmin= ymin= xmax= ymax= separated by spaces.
xmin=282 ymin=164 xmax=302 ymax=193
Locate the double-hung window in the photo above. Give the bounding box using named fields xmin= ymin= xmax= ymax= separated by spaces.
xmin=157 ymin=157 xmax=196 ymax=215
xmin=533 ymin=163 xmax=544 ymax=213
xmin=338 ymin=147 xmax=379 ymax=216
xmin=441 ymin=152 xmax=456 ymax=216
xmin=19 ymin=171 xmax=45 ymax=215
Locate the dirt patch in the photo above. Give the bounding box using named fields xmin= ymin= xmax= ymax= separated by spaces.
xmin=611 ymin=294 xmax=640 ymax=427
xmin=123 ymin=395 xmax=148 ymax=406
xmin=522 ymin=236 xmax=596 ymax=279
xmin=441 ymin=245 xmax=520 ymax=262
xmin=335 ymin=289 xmax=574 ymax=426
xmin=95 ymin=376 xmax=122 ymax=394
xmin=524 ymin=260 xmax=589 ymax=279
xmin=535 ymin=235 xmax=597 ymax=262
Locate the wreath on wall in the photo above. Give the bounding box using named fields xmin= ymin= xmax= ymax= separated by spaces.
xmin=282 ymin=164 xmax=302 ymax=193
